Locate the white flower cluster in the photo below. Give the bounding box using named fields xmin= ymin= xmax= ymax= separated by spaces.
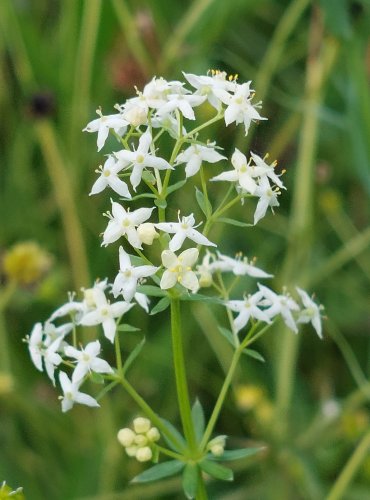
xmin=117 ymin=417 xmax=160 ymax=462
xmin=27 ymin=71 xmax=324 ymax=414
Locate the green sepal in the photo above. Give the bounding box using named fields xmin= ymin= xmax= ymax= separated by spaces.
xmin=242 ymin=348 xmax=265 ymax=363
xmin=191 ymin=399 xmax=205 ymax=443
xmin=131 ymin=460 xmax=185 ymax=484
xmin=209 ymin=447 xmax=265 ymax=462
xmin=155 ymin=198 xmax=167 ymax=209
xmin=199 ymin=459 xmax=233 ymax=481
xmin=142 ymin=170 xmax=156 ymax=184
xmin=89 ymin=372 xmax=105 ymax=384
xmin=150 ymin=296 xmax=170 ymax=315
xmin=117 ymin=323 xmax=141 ymax=333
xmin=159 ymin=418 xmax=187 ymax=453
xmin=182 ymin=463 xmax=200 ymax=499
xmin=167 ymin=179 xmax=187 ymax=194
xmin=216 ymin=217 xmax=252 ymax=227
xmin=137 ymin=285 xmax=166 ymax=297
xmin=122 ymin=337 xmax=146 ymax=375
xmin=218 ymin=326 xmax=236 ymax=347
xmin=195 ymin=187 xmax=212 ymax=216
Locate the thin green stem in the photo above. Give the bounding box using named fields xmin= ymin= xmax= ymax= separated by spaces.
xmin=155 ymin=445 xmax=183 ymax=461
xmin=196 ymin=472 xmax=209 ymax=500
xmin=170 ymin=299 xmax=197 ymax=452
xmin=114 ymin=328 xmax=123 ymax=373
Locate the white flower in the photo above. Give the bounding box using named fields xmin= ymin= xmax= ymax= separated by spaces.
xmin=112 ymin=246 xmax=158 ymax=302
xmin=115 ymin=130 xmax=173 ymax=191
xmin=183 ymin=71 xmax=235 ymax=110
xmin=213 ymin=252 xmax=273 ymax=278
xmin=83 ymin=109 xmax=128 ymax=151
xmin=43 ymin=322 xmax=73 ymax=347
xmin=175 ymin=143 xmax=226 ymax=178
xmin=79 ymin=287 xmax=133 ymax=342
xmin=157 ymin=92 xmax=206 ymax=120
xmin=296 ymin=287 xmax=324 ymax=339
xmin=90 ymin=156 xmax=131 ymax=198
xmin=64 ymin=340 xmax=114 ymax=382
xmin=59 ymin=371 xmax=99 ymax=412
xmin=48 ymin=298 xmax=85 ymax=323
xmin=28 ymin=322 xmax=44 ymax=372
xmin=258 ymin=284 xmax=300 ymax=333
xmin=102 ymin=201 xmax=154 ymax=248
xmin=156 ymin=213 xmax=216 ymax=252
xmin=227 ymin=291 xmax=271 ymax=333
xmin=250 ymin=152 xmax=285 ymax=189
xmin=224 ymin=82 xmax=266 ymax=134
xmin=43 ymin=337 xmax=63 ymax=385
xmin=160 ymin=248 xmax=199 ymax=293
xmin=134 ymin=292 xmax=150 ymax=312
xmin=253 ymin=176 xmax=281 ymax=225
xmin=211 ymin=148 xmax=258 ymax=194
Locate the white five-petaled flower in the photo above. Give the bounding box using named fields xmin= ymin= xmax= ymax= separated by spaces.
xmin=160 ymin=248 xmax=199 ymax=293
xmin=112 ymin=246 xmax=158 ymax=302
xmin=183 ymin=71 xmax=236 ymax=110
xmin=90 ymin=156 xmax=131 ymax=198
xmin=213 ymin=252 xmax=273 ymax=278
xmin=211 ymin=148 xmax=258 ymax=194
xmin=83 ymin=109 xmax=128 ymax=151
xmin=115 ymin=130 xmax=172 ymax=191
xmin=157 ymin=92 xmax=206 ymax=120
xmin=175 ymin=143 xmax=227 ymax=178
xmin=64 ymin=340 xmax=114 ymax=383
xmin=79 ymin=287 xmax=133 ymax=343
xmin=59 ymin=371 xmax=100 ymax=413
xmin=227 ymin=291 xmax=272 ymax=333
xmin=296 ymin=287 xmax=324 ymax=339
xmin=250 ymin=152 xmax=285 ymax=189
xmin=102 ymin=201 xmax=154 ymax=248
xmin=253 ymin=176 xmax=280 ymax=225
xmin=156 ymin=213 xmax=216 ymax=252
xmin=258 ymin=284 xmax=300 ymax=333
xmin=223 ymin=82 xmax=266 ymax=135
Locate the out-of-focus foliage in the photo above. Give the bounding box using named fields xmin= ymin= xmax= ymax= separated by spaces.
xmin=0 ymin=0 xmax=369 ymax=499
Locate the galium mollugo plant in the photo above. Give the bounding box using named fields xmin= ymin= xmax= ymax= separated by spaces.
xmin=26 ymin=70 xmax=324 ymax=499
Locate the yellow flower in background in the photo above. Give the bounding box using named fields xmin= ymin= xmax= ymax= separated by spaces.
xmin=2 ymin=241 xmax=52 ymax=286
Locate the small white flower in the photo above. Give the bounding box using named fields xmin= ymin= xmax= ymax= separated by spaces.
xmin=156 ymin=213 xmax=216 ymax=252
xmin=48 ymin=298 xmax=85 ymax=323
xmin=250 ymin=152 xmax=285 ymax=189
xmin=43 ymin=321 xmax=73 ymax=347
xmin=253 ymin=176 xmax=281 ymax=225
xmin=102 ymin=201 xmax=154 ymax=248
xmin=160 ymin=248 xmax=199 ymax=293
xmin=213 ymin=252 xmax=273 ymax=278
xmin=28 ymin=322 xmax=44 ymax=372
xmin=79 ymin=287 xmax=133 ymax=343
xmin=157 ymin=92 xmax=206 ymax=120
xmin=65 ymin=340 xmax=114 ymax=382
xmin=134 ymin=292 xmax=150 ymax=312
xmin=258 ymin=284 xmax=300 ymax=333
xmin=115 ymin=130 xmax=173 ymax=191
xmin=183 ymin=71 xmax=235 ymax=110
xmin=211 ymin=148 xmax=258 ymax=194
xmin=43 ymin=337 xmax=63 ymax=385
xmin=59 ymin=371 xmax=100 ymax=412
xmin=224 ymin=82 xmax=266 ymax=134
xmin=112 ymin=246 xmax=158 ymax=302
xmin=83 ymin=109 xmax=128 ymax=151
xmin=175 ymin=143 xmax=226 ymax=178
xmin=227 ymin=291 xmax=271 ymax=333
xmin=90 ymin=156 xmax=131 ymax=198
xmin=296 ymin=287 xmax=324 ymax=339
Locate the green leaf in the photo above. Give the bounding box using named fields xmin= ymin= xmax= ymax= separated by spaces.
xmin=195 ymin=187 xmax=212 ymax=216
xmin=320 ymin=0 xmax=352 ymax=39
xmin=117 ymin=324 xmax=141 ymax=332
xmin=131 ymin=460 xmax=185 ymax=483
xmin=167 ymin=179 xmax=187 ymax=194
xmin=122 ymin=337 xmax=146 ymax=374
xmin=160 ymin=418 xmax=186 ymax=453
xmin=200 ymin=460 xmax=233 ymax=481
xmin=191 ymin=399 xmax=205 ymax=443
xmin=89 ymin=372 xmax=105 ymax=384
xmin=182 ymin=463 xmax=199 ymax=499
xmin=218 ymin=326 xmax=236 ymax=348
xmin=217 ymin=217 xmax=252 ymax=227
xmin=210 ymin=447 xmax=265 ymax=462
xmin=155 ymin=198 xmax=167 ymax=209
xmin=150 ymin=296 xmax=170 ymax=315
xmin=136 ymin=285 xmax=166 ymax=297
xmin=242 ymin=348 xmax=265 ymax=363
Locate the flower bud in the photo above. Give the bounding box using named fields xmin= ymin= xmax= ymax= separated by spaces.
xmin=133 ymin=417 xmax=151 ymax=434
xmin=198 ymin=271 xmax=213 ymax=288
xmin=137 ymin=223 xmax=159 ymax=245
xmin=123 ymin=106 xmax=148 ymax=127
xmin=146 ymin=427 xmax=160 ymax=442
xmin=207 ymin=435 xmax=226 ymax=457
xmin=3 ymin=241 xmax=52 ymax=286
xmin=134 ymin=434 xmax=148 ymax=447
xmin=117 ymin=428 xmax=136 ymax=447
xmin=83 ymin=288 xmax=96 ymax=309
xmin=136 ymin=446 xmax=152 ymax=462
xmin=125 ymin=445 xmax=138 ymax=457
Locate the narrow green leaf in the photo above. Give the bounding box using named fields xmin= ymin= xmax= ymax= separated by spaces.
xmin=131 ymin=460 xmax=185 ymax=483
xmin=200 ymin=460 xmax=233 ymax=481
xmin=210 ymin=447 xmax=265 ymax=462
xmin=167 ymin=179 xmax=187 ymax=194
xmin=150 ymin=296 xmax=170 ymax=315
xmin=195 ymin=186 xmax=212 ymax=216
xmin=137 ymin=285 xmax=166 ymax=297
xmin=217 ymin=217 xmax=252 ymax=227
xmin=242 ymin=348 xmax=265 ymax=363
xmin=218 ymin=326 xmax=236 ymax=347
xmin=160 ymin=418 xmax=186 ymax=453
xmin=191 ymin=399 xmax=205 ymax=443
xmin=89 ymin=372 xmax=105 ymax=384
xmin=122 ymin=337 xmax=146 ymax=374
xmin=155 ymin=198 xmax=167 ymax=209
xmin=182 ymin=463 xmax=199 ymax=499
xmin=123 ymin=192 xmax=156 ymax=201
xmin=117 ymin=324 xmax=141 ymax=332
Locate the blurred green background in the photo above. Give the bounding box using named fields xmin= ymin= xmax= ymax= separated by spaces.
xmin=1 ymin=0 xmax=370 ymax=498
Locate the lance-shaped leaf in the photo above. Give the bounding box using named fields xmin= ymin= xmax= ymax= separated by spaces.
xmin=199 ymin=459 xmax=233 ymax=481
xmin=131 ymin=460 xmax=185 ymax=483
xmin=182 ymin=463 xmax=200 ymax=499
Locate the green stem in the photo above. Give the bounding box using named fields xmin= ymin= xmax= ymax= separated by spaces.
xmin=196 ymin=471 xmax=209 ymax=500
xmin=326 ymin=428 xmax=370 ymax=500
xmin=170 ymin=298 xmax=197 ymax=452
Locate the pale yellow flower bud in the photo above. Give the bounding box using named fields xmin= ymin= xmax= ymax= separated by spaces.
xmin=124 ymin=106 xmax=147 ymax=127
xmin=125 ymin=445 xmax=138 ymax=457
xmin=199 ymin=271 xmax=213 ymax=288
xmin=134 ymin=434 xmax=148 ymax=446
xmin=147 ymin=427 xmax=160 ymax=442
xmin=83 ymin=288 xmax=96 ymax=309
xmin=137 ymin=223 xmax=159 ymax=245
xmin=136 ymin=446 xmax=152 ymax=462
xmin=207 ymin=435 xmax=226 ymax=457
xmin=117 ymin=428 xmax=136 ymax=447
xmin=133 ymin=417 xmax=151 ymax=434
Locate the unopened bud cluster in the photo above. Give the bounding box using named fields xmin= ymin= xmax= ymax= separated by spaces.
xmin=117 ymin=417 xmax=160 ymax=462
xmin=207 ymin=435 xmax=226 ymax=457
